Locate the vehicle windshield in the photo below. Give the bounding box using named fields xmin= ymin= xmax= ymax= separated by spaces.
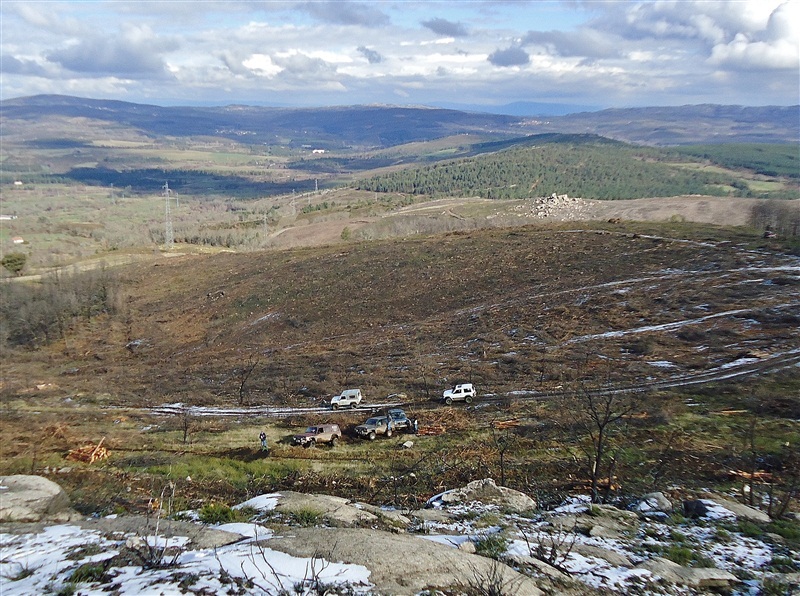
xmin=305 ymin=426 xmax=316 ymax=433
xmin=365 ymin=418 xmax=383 ymax=426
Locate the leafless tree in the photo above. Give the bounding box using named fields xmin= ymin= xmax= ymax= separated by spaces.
xmin=573 ymin=384 xmax=641 ymax=503
xmin=235 ymin=352 xmax=261 ymax=406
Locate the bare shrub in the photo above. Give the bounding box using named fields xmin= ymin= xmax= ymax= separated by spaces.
xmin=519 ymin=521 xmax=577 ymax=574
xmin=454 ymin=558 xmax=527 ymax=596
xmin=126 ymin=482 xmax=185 ymax=569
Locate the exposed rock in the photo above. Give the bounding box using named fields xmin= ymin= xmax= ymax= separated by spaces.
xmin=410 ymin=508 xmax=454 ymax=523
xmin=433 ymin=478 xmax=537 ymax=513
xmin=272 ymin=491 xmax=378 ymax=526
xmin=637 ymin=556 xmax=738 ymax=588
xmin=0 ymin=475 xmax=80 ymax=523
xmin=588 ymin=524 xmax=624 ymax=539
xmin=636 ymin=492 xmax=673 ymax=515
xmin=505 ymin=553 xmax=571 ymax=581
xmin=703 ymin=494 xmax=770 ymax=523
xmin=587 ymin=504 xmax=640 ymax=524
xmin=457 ymin=540 xmax=476 ymax=553
xmin=353 ymin=502 xmax=410 ymax=526
xmin=571 ymin=543 xmax=633 ymax=567
xmin=265 ymin=527 xmax=544 ymax=595
xmin=550 ymin=504 xmax=639 ymax=538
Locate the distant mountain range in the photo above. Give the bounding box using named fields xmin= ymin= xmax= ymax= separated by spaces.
xmin=1 ymin=94 xmax=797 ymax=147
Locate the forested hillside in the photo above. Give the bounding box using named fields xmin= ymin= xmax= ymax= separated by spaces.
xmin=356 ymin=136 xmax=798 ymax=200
xmin=674 ymin=144 xmax=800 ymax=178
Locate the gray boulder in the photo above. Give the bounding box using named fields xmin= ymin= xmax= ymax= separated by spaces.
xmin=637 ymin=557 xmax=737 ymax=589
xmin=435 ymin=478 xmax=537 ymax=513
xmin=271 ymin=491 xmax=379 ymax=526
xmin=0 ymin=475 xmax=80 ymax=523
xmin=636 ymin=492 xmax=673 ymax=515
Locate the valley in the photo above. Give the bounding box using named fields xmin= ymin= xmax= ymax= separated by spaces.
xmin=1 ymin=96 xmax=798 ymax=595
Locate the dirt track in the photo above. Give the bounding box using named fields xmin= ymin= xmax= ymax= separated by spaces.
xmin=584 ymin=196 xmax=768 ymax=226
xmin=266 ymin=195 xmax=786 ymax=249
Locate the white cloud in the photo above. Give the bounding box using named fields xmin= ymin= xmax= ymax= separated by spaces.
xmin=243 ymin=54 xmax=283 ymax=77
xmin=708 ymin=1 xmax=799 ymax=70
xmin=0 ymin=0 xmax=796 ymax=107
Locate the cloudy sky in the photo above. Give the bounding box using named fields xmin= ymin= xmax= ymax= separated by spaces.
xmin=1 ymin=1 xmax=798 ymax=111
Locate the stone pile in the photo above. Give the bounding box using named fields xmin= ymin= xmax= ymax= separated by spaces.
xmin=512 ymin=193 xmax=591 ymax=220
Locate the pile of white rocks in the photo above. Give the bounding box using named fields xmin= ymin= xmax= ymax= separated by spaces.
xmin=511 ymin=193 xmax=591 ymax=220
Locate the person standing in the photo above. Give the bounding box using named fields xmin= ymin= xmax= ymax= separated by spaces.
xmin=259 ymin=431 xmax=268 ymax=452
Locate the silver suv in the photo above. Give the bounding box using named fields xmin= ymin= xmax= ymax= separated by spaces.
xmin=354 ymin=416 xmax=393 ymax=440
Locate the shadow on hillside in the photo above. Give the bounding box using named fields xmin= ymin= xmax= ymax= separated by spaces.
xmin=63 ymin=167 xmax=318 ymax=199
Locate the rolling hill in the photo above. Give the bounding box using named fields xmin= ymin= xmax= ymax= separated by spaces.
xmin=2 ymin=95 xmax=798 ymax=148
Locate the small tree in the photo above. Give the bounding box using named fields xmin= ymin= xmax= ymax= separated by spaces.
xmin=235 ymin=352 xmax=261 ymax=405
xmin=1 ymin=252 xmax=27 ymax=276
xmin=574 ymin=384 xmax=640 ymax=503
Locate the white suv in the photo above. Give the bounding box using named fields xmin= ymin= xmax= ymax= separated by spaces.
xmin=442 ymin=383 xmax=476 ymax=405
xmin=330 ymin=388 xmax=363 ymax=410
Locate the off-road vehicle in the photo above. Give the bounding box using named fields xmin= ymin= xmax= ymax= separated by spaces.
xmin=354 ymin=416 xmax=394 ymax=440
xmin=442 ymin=383 xmax=476 ymax=405
xmin=387 ymin=408 xmax=416 ymax=433
xmin=330 ymin=388 xmax=363 ymax=410
xmin=292 ymin=424 xmax=342 ymax=448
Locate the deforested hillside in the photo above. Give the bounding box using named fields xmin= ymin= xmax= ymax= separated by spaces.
xmin=1 ymin=220 xmax=798 ymax=568
xmin=3 ymin=221 xmax=798 ymax=408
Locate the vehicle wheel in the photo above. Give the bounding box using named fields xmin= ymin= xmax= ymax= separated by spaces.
xmin=465 ymin=396 xmax=473 ymax=404
xmin=445 ymin=397 xmax=453 ymax=405
xmin=351 ymin=403 xmax=358 ymax=409
xmin=386 ymin=429 xmax=393 ymax=438
xmin=308 ymin=439 xmax=316 ymax=448
xmin=332 ymin=404 xmax=339 ymax=410
xmin=330 ymin=436 xmax=338 ymax=447
xmin=368 ymin=431 xmax=376 ymax=441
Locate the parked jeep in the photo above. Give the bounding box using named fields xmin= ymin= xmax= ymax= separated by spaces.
xmin=330 ymin=388 xmax=363 ymax=410
xmin=387 ymin=408 xmax=416 ymax=433
xmin=442 ymin=383 xmax=476 ymax=405
xmin=292 ymin=424 xmax=342 ymax=448
xmin=354 ymin=416 xmax=394 ymax=440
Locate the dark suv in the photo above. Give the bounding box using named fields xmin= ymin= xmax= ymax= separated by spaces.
xmin=387 ymin=408 xmax=416 ymax=433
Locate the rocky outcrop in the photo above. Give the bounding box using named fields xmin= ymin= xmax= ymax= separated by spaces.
xmin=0 ymin=475 xmax=80 ymax=522
xmin=430 ymin=478 xmax=537 ymax=513
xmin=703 ymin=494 xmax=771 ymax=523
xmin=637 ymin=557 xmax=738 ymax=589
xmin=549 ymin=503 xmax=640 ymax=539
xmin=271 ymin=491 xmax=380 ymax=526
xmin=264 ymin=526 xmax=544 ymax=596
